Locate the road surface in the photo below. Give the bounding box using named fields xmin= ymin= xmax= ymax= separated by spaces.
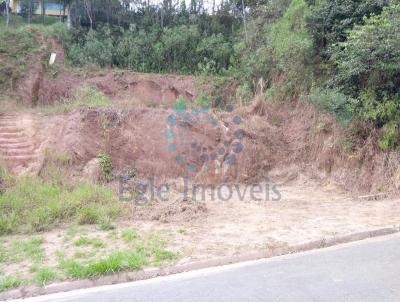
xmin=16 ymin=234 xmax=400 ymax=302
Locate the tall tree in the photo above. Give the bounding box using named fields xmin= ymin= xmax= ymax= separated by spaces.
xmin=83 ymin=0 xmax=93 ymax=29
xmin=41 ymin=0 xmax=46 ymax=24
xmin=5 ymin=0 xmax=10 ymax=27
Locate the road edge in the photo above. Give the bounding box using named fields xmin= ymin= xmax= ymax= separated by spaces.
xmin=2 ymin=225 xmax=400 ymax=301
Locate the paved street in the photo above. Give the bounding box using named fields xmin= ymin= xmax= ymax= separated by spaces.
xmin=18 ymin=234 xmax=400 ymax=302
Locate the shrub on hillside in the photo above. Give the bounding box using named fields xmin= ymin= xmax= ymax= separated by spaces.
xmin=67 ymin=27 xmax=114 ymax=67
xmin=306 ymin=88 xmax=356 ymax=126
xmin=328 ymin=3 xmax=400 ymax=148
xmin=306 ymin=0 xmax=390 ymax=59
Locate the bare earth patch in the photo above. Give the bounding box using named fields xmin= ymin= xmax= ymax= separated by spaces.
xmin=1 ymin=181 xmax=399 ymax=290
xmin=134 ymin=181 xmax=400 ymax=263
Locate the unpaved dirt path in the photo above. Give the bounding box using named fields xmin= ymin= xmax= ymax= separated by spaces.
xmin=124 ymin=182 xmax=400 ymax=264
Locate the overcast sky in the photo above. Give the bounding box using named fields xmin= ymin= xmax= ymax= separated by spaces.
xmin=140 ymin=0 xmax=225 ymax=12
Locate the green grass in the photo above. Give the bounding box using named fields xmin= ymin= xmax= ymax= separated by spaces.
xmin=60 ymin=251 xmax=147 ymax=279
xmin=152 ymin=249 xmax=176 ymax=265
xmin=0 ymin=175 xmax=122 ymax=235
xmin=121 ymin=229 xmax=138 ymax=242
xmin=0 ymin=150 xmax=121 ymax=236
xmin=0 ymin=247 xmax=6 ymax=263
xmin=33 ymin=267 xmax=58 ymax=286
xmin=77 ymin=86 xmax=110 ymax=108
xmin=0 ymin=24 xmax=39 ymax=91
xmin=74 ymin=236 xmax=105 ymax=248
xmin=73 ymin=251 xmax=96 ymax=259
xmin=0 ymin=229 xmax=177 ymax=290
xmin=0 ymin=276 xmax=25 ymax=292
xmin=39 ymin=85 xmax=111 ymax=113
xmin=59 ymin=230 xmax=177 ymax=279
xmin=64 ymin=224 xmax=79 ymax=242
xmin=177 ymin=228 xmax=187 ymax=235
xmin=1 ymin=237 xmax=44 ymax=263
xmin=146 ymin=235 xmax=177 ymax=265
xmin=0 ymin=15 xmax=61 ymax=28
xmin=0 ymin=21 xmax=66 ymax=93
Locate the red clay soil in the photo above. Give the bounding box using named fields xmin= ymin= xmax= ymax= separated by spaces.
xmin=18 ymin=66 xmax=196 ymax=108
xmin=23 ymin=99 xmax=398 ymax=195
xmin=15 ymin=37 xmax=196 ymax=107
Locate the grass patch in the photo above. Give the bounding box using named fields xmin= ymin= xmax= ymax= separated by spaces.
xmin=0 ymin=25 xmax=39 ymax=91
xmin=121 ymin=229 xmax=138 ymax=242
xmin=0 ymin=21 xmax=65 ymax=95
xmin=33 ymin=267 xmax=58 ymax=286
xmin=64 ymin=224 xmax=79 ymax=242
xmin=145 ymin=234 xmax=177 ymax=265
xmin=73 ymin=251 xmax=96 ymax=259
xmin=97 ymin=152 xmax=113 ymax=181
xmin=0 ymin=150 xmax=121 ymax=235
xmin=0 ymin=15 xmax=62 ymax=28
xmin=0 ymin=175 xmax=122 ymax=235
xmin=74 ymin=236 xmax=105 ymax=248
xmin=1 ymin=237 xmax=44 ymax=263
xmin=60 ymin=251 xmax=147 ymax=279
xmin=0 ymin=276 xmax=25 ymax=292
xmin=41 ymin=86 xmax=111 ymax=113
xmin=60 ymin=230 xmax=177 ymax=279
xmin=77 ymin=86 xmax=110 ymax=108
xmin=177 ymin=228 xmax=187 ymax=235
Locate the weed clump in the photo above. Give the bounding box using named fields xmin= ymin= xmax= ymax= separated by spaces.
xmin=0 ymin=151 xmax=121 ymax=235
xmin=97 ymin=152 xmax=113 ymax=181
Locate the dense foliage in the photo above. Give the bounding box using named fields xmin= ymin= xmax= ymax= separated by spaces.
xmin=61 ymin=0 xmax=240 ymax=74
xmin=332 ymin=5 xmax=400 ymax=122
xmin=65 ymin=24 xmax=233 ymax=74
xmin=306 ymin=0 xmax=390 ymax=59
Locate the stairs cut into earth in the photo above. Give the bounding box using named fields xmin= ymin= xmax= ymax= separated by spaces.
xmin=0 ymin=113 xmax=40 ymax=174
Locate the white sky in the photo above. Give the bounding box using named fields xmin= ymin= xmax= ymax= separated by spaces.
xmin=136 ymin=0 xmax=225 ymax=12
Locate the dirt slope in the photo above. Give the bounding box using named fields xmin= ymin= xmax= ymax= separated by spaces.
xmin=3 ymin=100 xmax=398 ymax=194
xmin=1 ymin=36 xmax=400 ymax=193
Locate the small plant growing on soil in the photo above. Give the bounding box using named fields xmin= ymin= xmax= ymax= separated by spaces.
xmin=0 ymin=276 xmax=25 ymax=292
xmin=76 ymin=86 xmax=110 ymax=108
xmin=121 ymin=229 xmax=138 ymax=242
xmin=195 ymin=94 xmax=209 ymax=109
xmin=32 ymin=267 xmax=58 ymax=286
xmin=74 ymin=236 xmax=105 ymax=248
xmin=378 ymin=123 xmax=399 ymax=151
xmin=0 ymin=163 xmax=11 ymax=194
xmin=0 ymin=176 xmax=121 ymax=235
xmin=174 ymin=96 xmax=188 ymax=111
xmin=97 ymin=152 xmax=113 ymax=181
xmin=1 ymin=237 xmax=44 ymax=264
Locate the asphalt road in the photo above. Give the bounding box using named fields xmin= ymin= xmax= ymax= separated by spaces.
xmin=18 ymin=234 xmax=400 ymax=302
